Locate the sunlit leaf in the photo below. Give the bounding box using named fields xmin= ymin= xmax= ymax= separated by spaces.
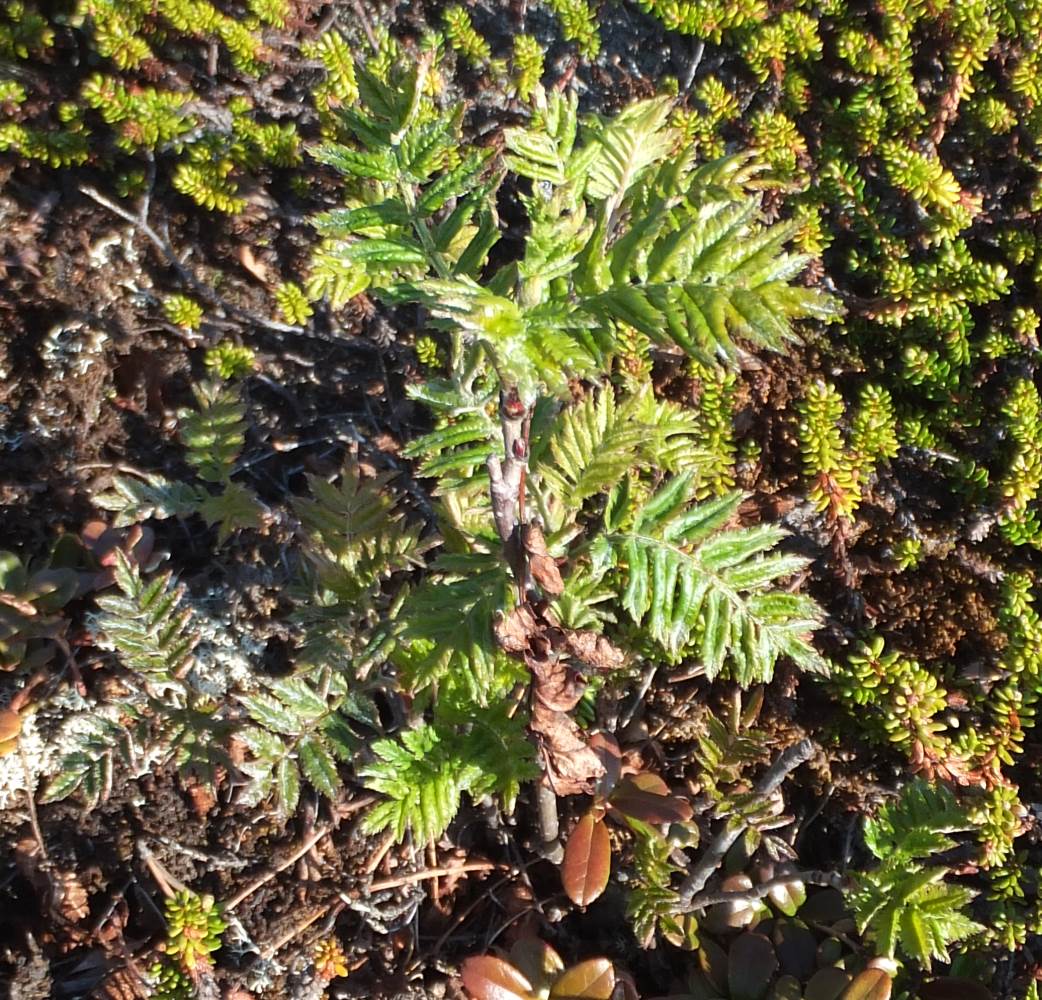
xmin=461 ymin=956 xmax=534 ymax=1000
xmin=562 ymin=812 xmax=612 ymax=906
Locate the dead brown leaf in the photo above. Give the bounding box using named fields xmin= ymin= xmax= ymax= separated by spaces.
xmin=0 ymin=706 xmax=21 ymax=754
xmin=528 ymin=655 xmax=585 ymax=712
xmin=564 ymin=631 xmax=625 ymax=672
xmin=51 ymin=869 xmax=90 ymax=923
xmin=494 ymin=605 xmax=541 ymax=654
xmin=238 ymin=244 xmax=272 ymax=286
xmin=522 ymin=523 xmax=564 ymax=596
xmin=97 ymin=967 xmax=149 ymax=1000
xmin=530 ymin=702 xmax=605 ymax=796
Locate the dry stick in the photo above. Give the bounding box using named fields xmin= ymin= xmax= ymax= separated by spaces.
xmin=348 ymin=0 xmax=379 ymax=51
xmin=676 ymin=738 xmax=815 ymax=910
xmin=488 ymin=390 xmax=563 ymax=857
xmin=223 ymin=796 xmax=375 ymax=913
xmin=78 ymin=185 xmax=377 ymax=350
xmin=367 ymin=860 xmax=502 ymax=893
xmin=19 ymin=749 xmax=49 ymax=864
xmin=260 ymin=904 xmax=331 ymax=960
xmin=363 ymin=828 xmax=397 ymax=876
xmin=137 ymin=840 xmax=187 ymax=898
xmin=684 ymin=869 xmax=847 ymax=910
xmin=223 ymin=823 xmax=334 ymax=912
xmin=486 ymin=388 xmax=529 ymax=549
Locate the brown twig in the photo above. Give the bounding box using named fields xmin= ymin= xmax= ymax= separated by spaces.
xmin=19 ymin=748 xmax=49 ymax=864
xmin=259 ymin=904 xmax=332 ymax=960
xmin=223 ymin=822 xmax=334 ymax=912
xmin=487 ymin=388 xmax=530 ymax=547
xmin=362 ymin=828 xmax=397 ymax=876
xmin=78 ymin=184 xmax=377 ymax=350
xmin=367 ymin=860 xmax=503 ymax=892
xmin=136 ymin=840 xmax=187 ymax=898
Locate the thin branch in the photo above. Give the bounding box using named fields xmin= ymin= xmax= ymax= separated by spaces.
xmin=367 ymin=860 xmax=503 ymax=892
xmin=259 ymin=904 xmax=331 ymax=960
xmin=223 ymin=822 xmax=335 ymax=912
xmin=79 ymin=184 xmax=378 ymax=350
xmin=684 ymin=869 xmax=847 ymax=910
xmin=136 ymin=840 xmax=187 ymax=899
xmin=677 ymin=738 xmax=815 ymax=909
xmin=487 ymin=388 xmax=530 ymax=546
xmin=19 ymin=748 xmax=48 ymax=864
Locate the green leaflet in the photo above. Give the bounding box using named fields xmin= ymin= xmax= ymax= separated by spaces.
xmin=603 ymin=474 xmax=825 ymax=682
xmin=236 ymin=673 xmax=369 ymax=816
xmin=851 ymin=781 xmax=985 ymax=969
xmin=361 ymin=708 xmax=537 ymax=843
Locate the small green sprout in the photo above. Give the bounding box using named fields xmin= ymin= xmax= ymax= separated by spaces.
xmin=274 ymin=281 xmax=313 ymax=326
xmin=205 ymin=342 xmax=256 ymax=380
xmin=162 ymin=889 xmax=226 ymax=972
xmin=163 ymin=295 xmax=205 ymax=331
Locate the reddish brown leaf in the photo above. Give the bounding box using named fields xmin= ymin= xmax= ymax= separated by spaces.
xmin=529 ymin=656 xmax=586 ymax=712
xmin=841 ymin=969 xmax=892 ymax=1000
xmin=522 ymin=523 xmax=564 ymax=596
xmin=918 ymin=979 xmax=993 ymax=1000
xmin=728 ymin=932 xmax=778 ymax=1000
xmin=627 ymin=771 xmax=670 ymax=795
xmin=608 ymin=789 xmax=692 ymax=825
xmin=608 ymin=774 xmax=693 ymax=825
xmin=564 ymin=631 xmax=625 ymax=671
xmin=461 ymin=955 xmax=534 ymax=1000
xmin=509 ymin=939 xmax=564 ymax=992
xmin=588 ymin=732 xmax=622 ymax=796
xmin=562 ymin=812 xmax=611 ymax=906
xmin=0 ymin=707 xmax=21 ymax=746
xmin=531 ymin=703 xmax=605 ymax=795
xmin=549 ymin=958 xmax=615 ymax=999
xmin=494 ymin=606 xmax=541 ymax=654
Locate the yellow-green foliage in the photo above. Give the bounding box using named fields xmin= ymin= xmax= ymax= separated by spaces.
xmin=148 ymin=961 xmax=193 ymax=1000
xmin=162 ymin=890 xmax=226 ymax=972
xmin=998 ymin=379 xmax=1042 ymax=546
xmin=799 ymin=381 xmax=860 ymax=518
xmin=303 ymin=29 xmax=359 ymax=118
xmin=689 ymin=361 xmax=737 ymax=498
xmin=0 ymin=122 xmax=89 ymax=165
xmin=173 ymin=154 xmax=246 ymax=213
xmin=163 ymin=295 xmax=204 ymax=331
xmin=442 ymin=6 xmax=490 ymax=67
xmin=415 ymin=335 xmax=442 ymax=368
xmin=78 ymin=0 xmax=269 ymax=74
xmin=511 ymin=34 xmax=544 ymax=102
xmin=798 ymin=382 xmax=898 ymax=520
xmin=169 ymin=98 xmax=298 ymax=214
xmin=545 ymin=0 xmax=600 ymax=59
xmin=205 ymin=342 xmax=256 ymax=380
xmin=0 ymin=0 xmax=53 ymax=58
xmin=672 ymin=76 xmax=739 ymax=160
xmin=81 ymin=74 xmax=194 ymax=150
xmin=749 ymin=109 xmax=806 ymax=178
xmin=740 ymin=10 xmax=822 ymax=82
xmin=246 ymin=0 xmax=288 ymax=28
xmin=636 ymin=0 xmax=766 ymax=41
xmin=274 ymin=282 xmax=313 ymax=326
